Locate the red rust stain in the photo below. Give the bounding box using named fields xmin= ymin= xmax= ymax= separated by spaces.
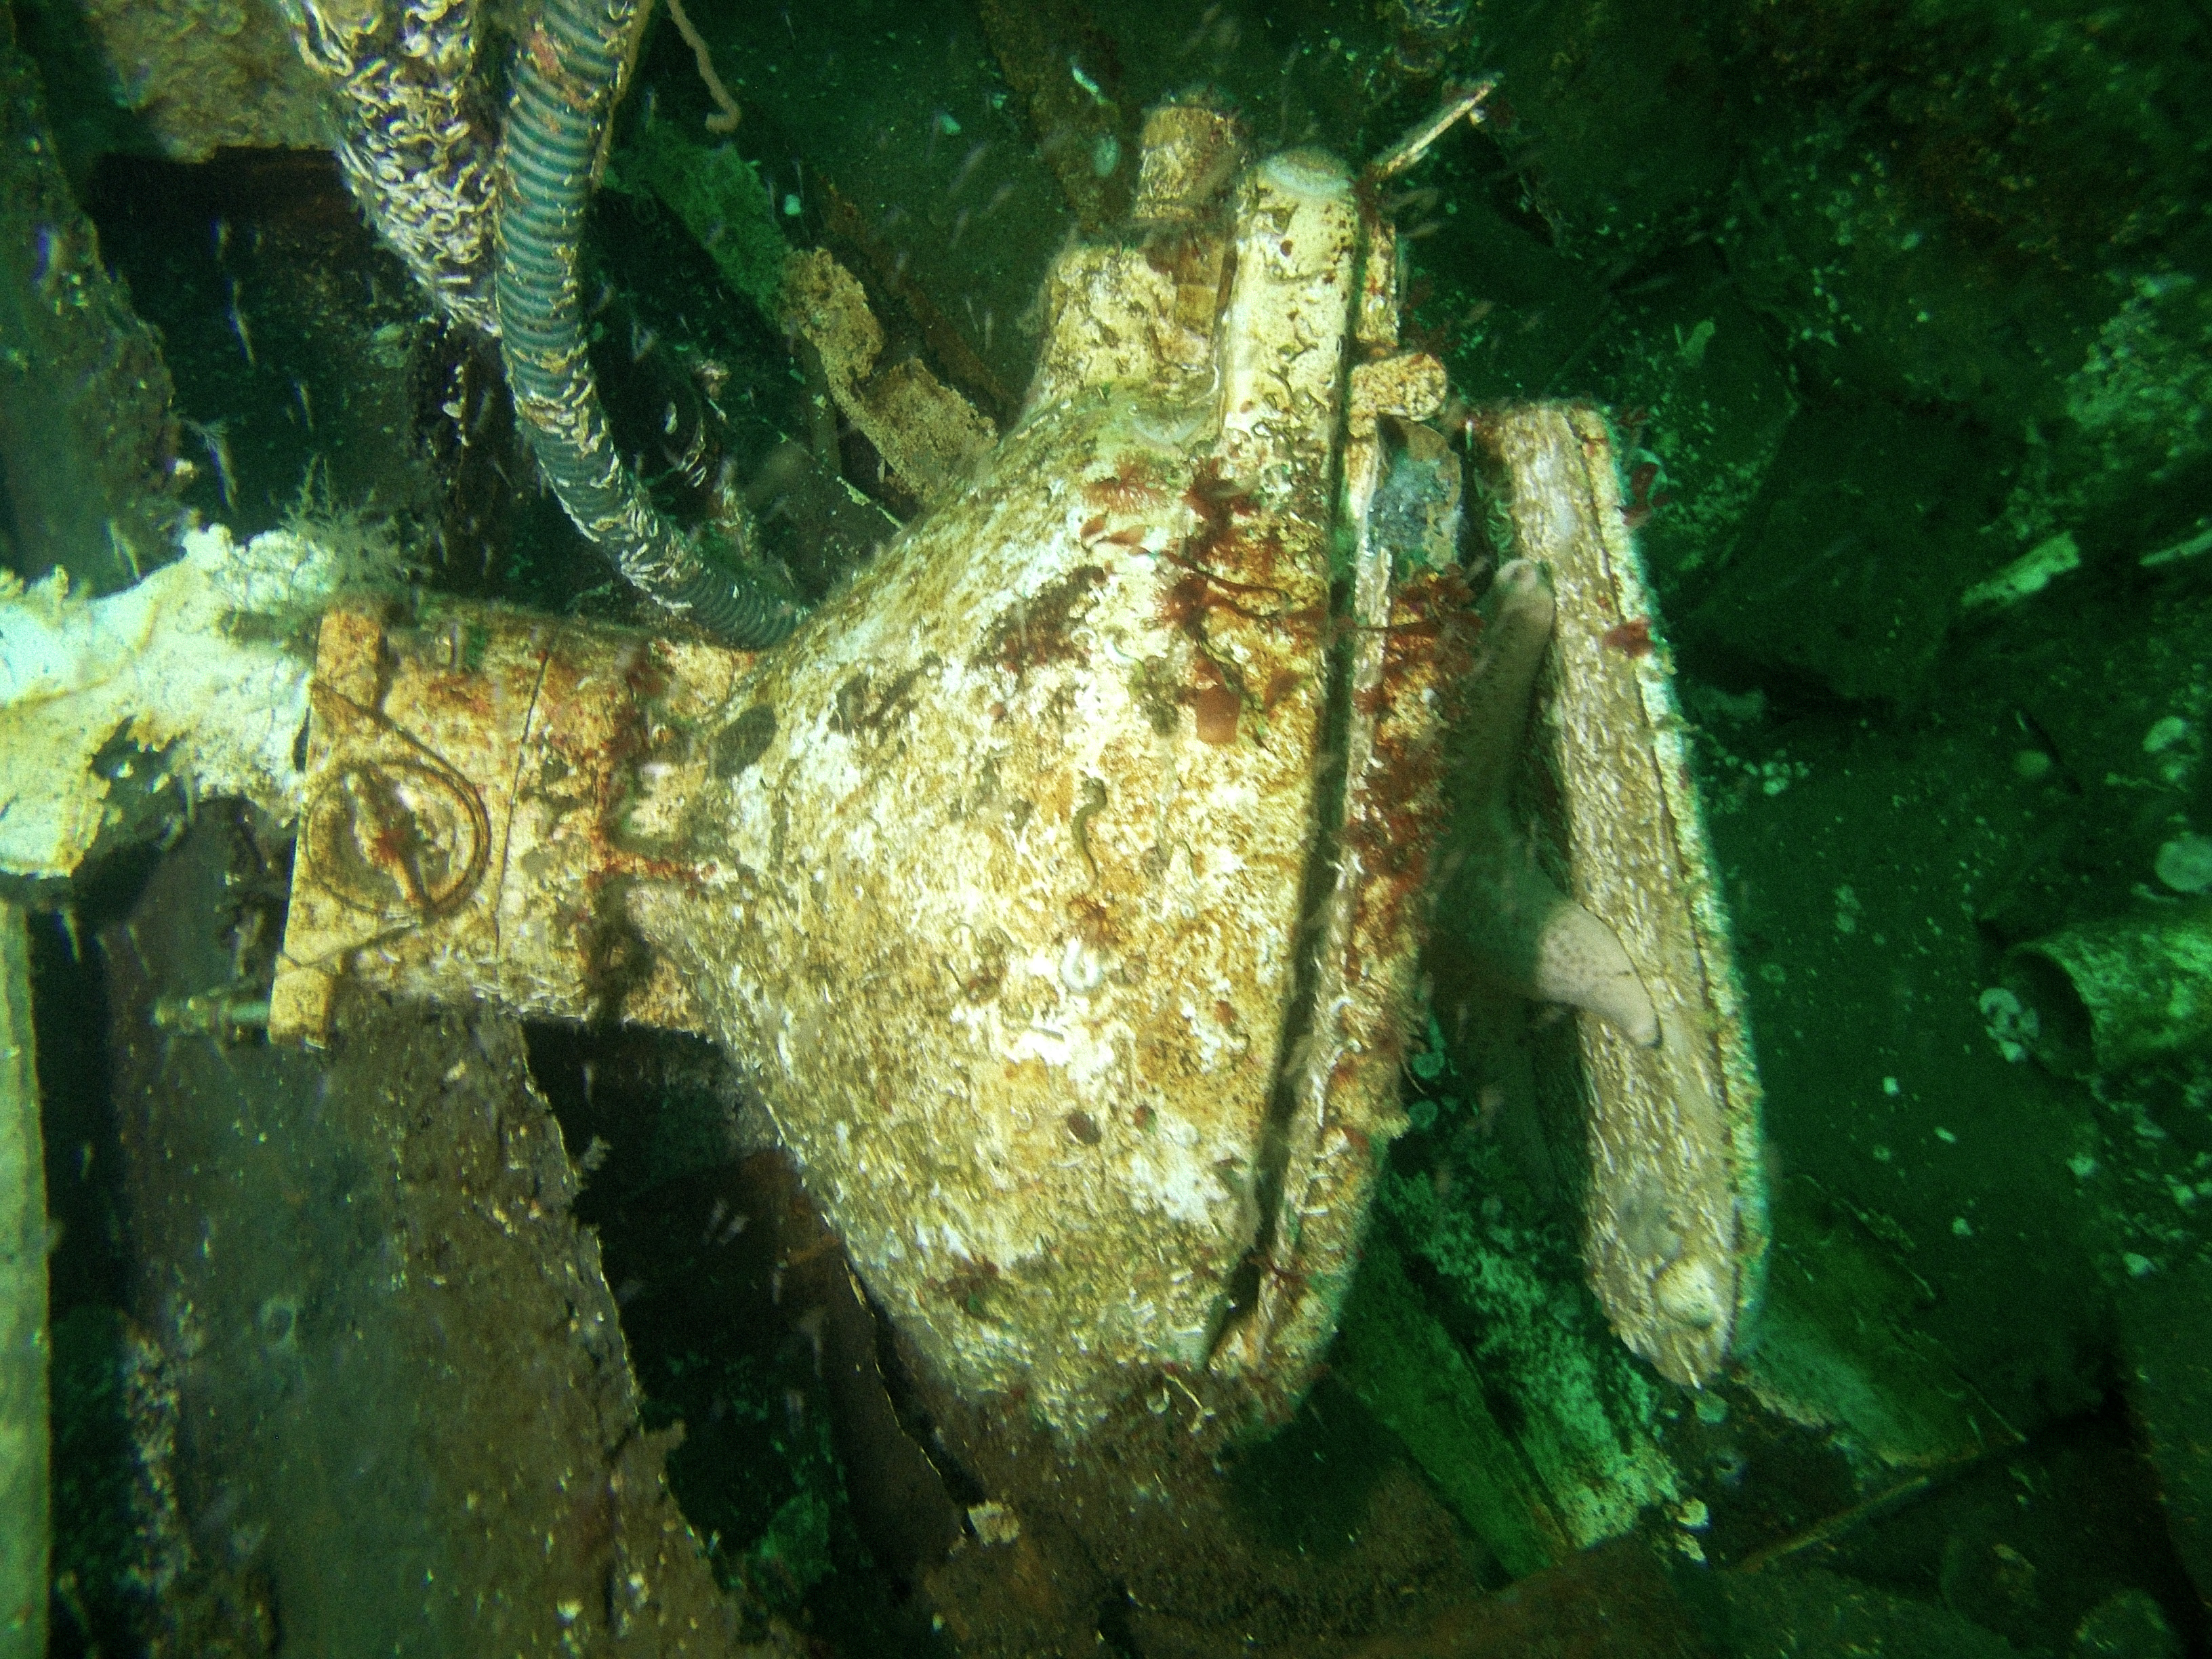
xmin=1619 ymin=462 xmax=1671 ymax=531
xmin=1602 ymin=617 xmax=1654 ymax=657
xmin=1334 ymin=567 xmax=1483 ymax=979
xmin=976 ymin=565 xmax=1108 ymax=680
xmin=569 ymin=653 xmax=716 ymax=901
xmin=419 ymin=672 xmax=494 ymax=720
xmin=1193 ymin=684 xmax=1240 ymax=745
xmin=1153 ymin=459 xmax=1332 ymax=746
xmin=1366 ymin=1015 xmax=1411 ymax=1074
xmin=1384 ymin=569 xmax=1479 ymax=684
xmin=1242 ymin=527 xmax=1284 ymax=584
xmin=1277 ymin=603 xmax=1330 ymax=646
xmin=1155 ymin=550 xmax=1292 ymax=634
xmin=1183 ymin=459 xmax=1253 ymax=552
xmin=1162 ymin=573 xmax=1210 ymax=636
xmin=619 ymin=642 xmax=672 ymax=702
xmin=1081 ymin=453 xmax=1167 ymax=512
xmin=1067 ymin=894 xmax=1117 ymax=947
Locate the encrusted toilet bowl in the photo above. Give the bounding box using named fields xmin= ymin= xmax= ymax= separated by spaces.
xmin=269 ymin=102 xmax=1765 ymax=1433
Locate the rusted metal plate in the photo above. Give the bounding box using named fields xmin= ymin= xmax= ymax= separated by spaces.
xmin=270 ymin=605 xmax=754 ymax=1044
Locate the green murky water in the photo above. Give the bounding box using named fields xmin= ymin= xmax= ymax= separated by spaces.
xmin=2 ymin=0 xmax=2208 ymax=1654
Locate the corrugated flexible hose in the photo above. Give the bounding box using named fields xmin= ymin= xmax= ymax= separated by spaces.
xmin=497 ymin=0 xmax=800 ymax=647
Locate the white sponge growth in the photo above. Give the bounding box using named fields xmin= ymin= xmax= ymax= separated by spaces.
xmin=0 ymin=524 xmax=348 ymax=879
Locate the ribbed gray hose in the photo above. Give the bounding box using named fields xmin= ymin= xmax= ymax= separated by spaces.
xmin=497 ymin=0 xmax=801 ymax=647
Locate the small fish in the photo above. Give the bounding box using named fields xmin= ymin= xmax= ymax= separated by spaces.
xmin=1069 ymin=58 xmax=1109 ymax=107
xmin=1175 ymin=4 xmax=1221 ymax=55
xmin=106 ymin=520 xmax=142 ymax=582
xmin=32 ymin=224 xmax=62 ymax=296
xmin=185 ymin=419 xmax=238 ymax=510
xmin=949 ymin=140 xmax=989 ymax=194
xmin=226 ymin=278 xmax=256 ymax=367
xmin=1383 ymin=186 xmax=1440 ymax=216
